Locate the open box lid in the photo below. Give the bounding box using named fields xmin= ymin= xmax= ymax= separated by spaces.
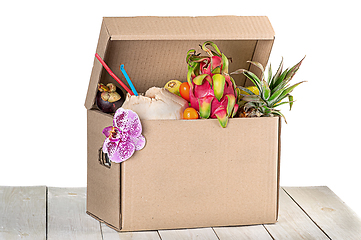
xmin=85 ymin=16 xmax=275 ymax=110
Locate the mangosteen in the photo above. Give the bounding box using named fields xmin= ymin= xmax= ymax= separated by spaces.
xmin=96 ymin=83 xmax=125 ymax=113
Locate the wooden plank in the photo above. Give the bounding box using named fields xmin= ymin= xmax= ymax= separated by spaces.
xmin=101 ymin=223 xmax=161 ymax=240
xmin=264 ymin=188 xmax=329 ymax=239
xmin=158 ymin=228 xmax=219 ymax=240
xmin=47 ymin=187 xmax=102 ymax=240
xmin=0 ymin=186 xmax=46 ymax=240
xmin=283 ymin=186 xmax=361 ymax=239
xmin=214 ymin=225 xmax=272 ymax=240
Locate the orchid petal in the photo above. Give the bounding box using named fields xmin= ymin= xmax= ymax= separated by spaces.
xmin=102 ymin=126 xmax=113 ymax=138
xmin=113 ymin=108 xmax=129 ymax=131
xmin=113 ymin=108 xmax=142 ymax=137
xmin=131 ymin=135 xmax=146 ymax=151
xmin=111 ymin=141 xmax=136 ymax=163
xmin=102 ymin=138 xmax=118 ymax=156
xmin=125 ymin=110 xmax=142 ymax=137
xmin=198 ymin=96 xmax=214 ymax=119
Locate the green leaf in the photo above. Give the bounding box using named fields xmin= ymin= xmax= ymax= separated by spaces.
xmin=211 ymin=65 xmax=221 ymax=74
xmin=261 ymin=80 xmax=271 ymax=100
xmin=283 ymin=56 xmax=305 ymax=83
xmin=198 ymin=96 xmax=214 ymax=119
xmin=271 ymin=69 xmax=289 ymax=93
xmin=273 ymin=100 xmax=295 ymax=108
xmin=277 ymin=81 xmax=306 ymax=102
xmin=221 ymin=53 xmax=229 ymax=74
xmin=268 ymin=88 xmax=284 ymax=106
xmin=212 ymin=74 xmax=226 ymax=101
xmin=236 ymin=86 xmax=255 ymax=95
xmin=202 ymin=41 xmax=222 ymax=57
xmin=242 ymin=70 xmax=262 ymax=92
xmin=248 ymin=60 xmax=265 ymax=76
xmin=193 ymin=74 xmax=211 ymax=86
xmin=271 ymin=110 xmax=287 ymax=124
xmin=267 ymin=63 xmax=273 ymax=85
xmin=187 ymin=65 xmax=195 ymax=86
xmin=225 ymin=94 xmax=236 ymax=116
xmin=242 ymin=94 xmax=263 ymax=103
xmin=288 ymin=95 xmax=294 ymax=110
xmin=230 ymin=68 xmax=246 ymax=75
xmin=270 ymin=57 xmax=284 ymax=88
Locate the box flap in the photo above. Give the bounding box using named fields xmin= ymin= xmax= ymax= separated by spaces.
xmin=104 ymin=16 xmax=274 ymax=40
xmin=85 ymin=16 xmax=275 ymax=110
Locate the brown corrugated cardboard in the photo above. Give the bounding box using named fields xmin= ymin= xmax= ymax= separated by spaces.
xmin=86 ymin=16 xmax=279 ymax=231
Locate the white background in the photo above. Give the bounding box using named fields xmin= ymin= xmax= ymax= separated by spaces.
xmin=1 ymin=1 xmax=360 ymax=218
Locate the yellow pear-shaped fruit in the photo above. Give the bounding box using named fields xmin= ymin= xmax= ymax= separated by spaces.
xmin=164 ymin=80 xmax=182 ymax=97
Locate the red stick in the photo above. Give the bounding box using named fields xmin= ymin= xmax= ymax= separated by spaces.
xmin=95 ymin=53 xmax=134 ymax=95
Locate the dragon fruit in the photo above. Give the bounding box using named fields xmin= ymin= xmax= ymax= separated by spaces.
xmin=186 ymin=41 xmax=239 ymax=128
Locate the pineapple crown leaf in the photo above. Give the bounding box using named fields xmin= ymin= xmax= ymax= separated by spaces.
xmin=236 ymin=86 xmax=256 ymax=95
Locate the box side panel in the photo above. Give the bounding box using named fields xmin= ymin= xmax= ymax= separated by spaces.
xmin=245 ymin=39 xmax=275 ymax=87
xmin=85 ymin=20 xmax=111 ymax=110
xmin=86 ymin=109 xmax=121 ymax=229
xmin=104 ymin=16 xmax=275 ymax=40
xmin=120 ymin=117 xmax=279 ymax=231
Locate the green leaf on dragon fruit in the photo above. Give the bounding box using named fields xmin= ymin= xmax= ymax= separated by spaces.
xmin=225 ymin=94 xmax=236 ymax=116
xmin=212 ymin=74 xmax=226 ymax=101
xmin=187 ymin=65 xmax=195 ymax=86
xmin=221 ymin=53 xmax=229 ymax=74
xmin=198 ymin=96 xmax=214 ymax=119
xmin=202 ymin=41 xmax=222 ymax=57
xmin=213 ymin=105 xmax=228 ymax=128
xmin=212 ymin=66 xmax=221 ymax=74
xmin=193 ymin=74 xmax=211 ymax=86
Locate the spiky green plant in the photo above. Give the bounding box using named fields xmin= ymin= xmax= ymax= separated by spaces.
xmin=231 ymin=57 xmax=306 ymax=123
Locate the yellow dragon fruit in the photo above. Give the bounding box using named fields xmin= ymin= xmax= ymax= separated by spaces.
xmin=186 ymin=41 xmax=239 ymax=128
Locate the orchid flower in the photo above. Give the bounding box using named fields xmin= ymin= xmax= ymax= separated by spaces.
xmin=102 ymin=108 xmax=145 ymax=163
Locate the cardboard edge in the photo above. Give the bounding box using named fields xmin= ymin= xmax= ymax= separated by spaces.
xmin=86 ymin=211 xmax=122 ymax=232
xmin=276 ymin=116 xmax=282 ymax=221
xmin=104 ymin=16 xmax=275 ymax=41
xmin=84 ymin=19 xmax=111 ymax=110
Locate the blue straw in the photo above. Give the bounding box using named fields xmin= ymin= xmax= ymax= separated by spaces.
xmin=120 ymin=64 xmax=138 ymax=96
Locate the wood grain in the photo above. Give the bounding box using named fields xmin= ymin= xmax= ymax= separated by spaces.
xmin=264 ymin=188 xmax=329 ymax=239
xmin=2 ymin=186 xmax=361 ymax=239
xmin=284 ymin=186 xmax=361 ymax=239
xmin=159 ymin=228 xmax=219 ymax=240
xmin=101 ymin=223 xmax=161 ymax=240
xmin=214 ymin=225 xmax=272 ymax=240
xmin=47 ymin=187 xmax=102 ymax=240
xmin=0 ymin=186 xmax=46 ymax=240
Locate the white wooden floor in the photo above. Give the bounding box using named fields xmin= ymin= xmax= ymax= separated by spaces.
xmin=1 ymin=186 xmax=361 ymax=240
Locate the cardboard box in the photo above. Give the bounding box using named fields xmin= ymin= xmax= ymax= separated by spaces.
xmin=85 ymin=16 xmax=280 ymax=232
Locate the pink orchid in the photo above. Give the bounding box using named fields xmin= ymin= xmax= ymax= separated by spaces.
xmin=102 ymin=108 xmax=145 ymax=163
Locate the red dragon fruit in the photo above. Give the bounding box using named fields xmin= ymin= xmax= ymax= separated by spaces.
xmin=186 ymin=41 xmax=239 ymax=128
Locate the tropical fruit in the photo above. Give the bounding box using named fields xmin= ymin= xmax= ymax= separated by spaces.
xmin=232 ymin=57 xmax=306 ymax=122
xmin=186 ymin=41 xmax=238 ymax=128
